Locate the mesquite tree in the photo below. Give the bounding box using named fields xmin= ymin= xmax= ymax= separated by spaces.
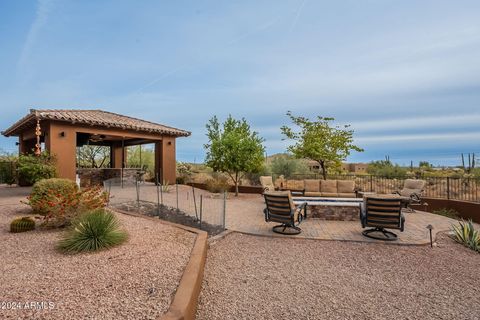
xmin=204 ymin=115 xmax=265 ymax=196
xmin=281 ymin=111 xmax=363 ymax=180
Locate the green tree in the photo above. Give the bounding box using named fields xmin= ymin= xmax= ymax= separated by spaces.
xmin=281 ymin=111 xmax=363 ymax=180
xmin=204 ymin=115 xmax=265 ymax=196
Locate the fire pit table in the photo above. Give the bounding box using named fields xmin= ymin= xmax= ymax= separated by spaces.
xmin=292 ymin=197 xmax=363 ymax=221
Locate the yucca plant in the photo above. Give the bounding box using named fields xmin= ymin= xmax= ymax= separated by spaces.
xmin=161 ymin=180 xmax=171 ymax=193
xmin=58 ymin=209 xmax=128 ymax=254
xmin=451 ymin=220 xmax=480 ymax=252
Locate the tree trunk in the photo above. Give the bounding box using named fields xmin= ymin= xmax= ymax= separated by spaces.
xmin=319 ymin=160 xmax=327 ymax=180
xmin=234 ymin=172 xmax=239 ymax=196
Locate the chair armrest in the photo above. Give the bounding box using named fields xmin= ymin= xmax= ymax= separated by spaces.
xmin=400 ymin=212 xmax=405 ymax=232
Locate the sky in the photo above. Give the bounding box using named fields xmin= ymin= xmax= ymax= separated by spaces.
xmin=1 ymin=0 xmax=479 ymax=166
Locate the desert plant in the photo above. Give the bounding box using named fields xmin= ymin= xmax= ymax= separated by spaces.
xmin=17 ymin=151 xmax=57 ymax=186
xmin=451 ymin=220 xmax=480 ymax=252
xmin=10 ymin=217 xmax=36 ymax=233
xmin=161 ymin=180 xmax=171 ymax=193
xmin=26 ymin=179 xmax=108 ymax=228
xmin=28 ymin=178 xmax=79 ymax=215
xmin=205 ymin=177 xmax=231 ymax=193
xmin=433 ymin=208 xmax=460 ymax=220
xmin=57 ymin=209 xmax=128 ymax=253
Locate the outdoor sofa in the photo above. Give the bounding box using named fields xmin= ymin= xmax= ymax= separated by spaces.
xmin=303 ymin=179 xmax=357 ymax=198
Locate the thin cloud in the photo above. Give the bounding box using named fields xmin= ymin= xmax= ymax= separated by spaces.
xmin=17 ymin=0 xmax=55 ymax=80
xmin=288 ymin=0 xmax=307 ymax=34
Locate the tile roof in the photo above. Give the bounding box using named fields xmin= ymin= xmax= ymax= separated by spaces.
xmin=2 ymin=109 xmax=191 ymax=137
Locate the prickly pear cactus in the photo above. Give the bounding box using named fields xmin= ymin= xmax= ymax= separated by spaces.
xmin=10 ymin=217 xmax=36 ymax=233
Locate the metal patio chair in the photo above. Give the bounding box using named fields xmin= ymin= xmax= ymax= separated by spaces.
xmin=263 ymin=191 xmax=307 ymax=235
xmin=361 ymin=196 xmax=405 ymax=241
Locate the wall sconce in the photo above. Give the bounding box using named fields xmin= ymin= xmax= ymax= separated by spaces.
xmin=59 ymin=131 xmax=65 ymax=137
xmin=15 ymin=142 xmax=20 ymax=146
xmin=167 ymin=141 xmax=172 ymax=145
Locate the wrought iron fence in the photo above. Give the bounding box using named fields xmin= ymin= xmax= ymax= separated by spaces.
xmin=103 ymin=177 xmax=226 ymax=235
xmin=280 ymin=173 xmax=480 ymax=203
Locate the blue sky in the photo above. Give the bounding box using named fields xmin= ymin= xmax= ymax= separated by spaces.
xmin=1 ymin=0 xmax=479 ymax=166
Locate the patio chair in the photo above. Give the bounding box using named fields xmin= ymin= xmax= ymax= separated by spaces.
xmin=263 ymin=191 xmax=307 ymax=235
xmin=260 ymin=176 xmax=276 ymax=192
xmin=394 ymin=179 xmax=426 ymax=206
xmin=361 ymin=196 xmax=405 ymax=241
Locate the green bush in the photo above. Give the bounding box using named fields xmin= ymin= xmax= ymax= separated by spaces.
xmin=29 ymin=178 xmax=79 ymax=215
xmin=451 ymin=220 xmax=480 ymax=252
xmin=58 ymin=209 xmax=128 ymax=253
xmin=433 ymin=208 xmax=460 ymax=219
xmin=10 ymin=217 xmax=36 ymax=233
xmin=0 ymin=161 xmax=17 ymax=185
xmin=367 ymin=160 xmax=407 ymax=178
xmin=205 ymin=177 xmax=230 ymax=193
xmin=17 ymin=152 xmax=57 ymax=186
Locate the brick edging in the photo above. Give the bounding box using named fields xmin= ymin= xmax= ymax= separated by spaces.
xmin=111 ymin=209 xmax=208 ymax=320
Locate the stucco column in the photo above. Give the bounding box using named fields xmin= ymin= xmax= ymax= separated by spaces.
xmin=46 ymin=123 xmax=77 ymax=181
xmin=111 ymin=141 xmax=127 ymax=169
xmin=155 ymin=137 xmax=176 ymax=184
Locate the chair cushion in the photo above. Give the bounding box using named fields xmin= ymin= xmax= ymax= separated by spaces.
xmin=321 ymin=192 xmax=338 ymax=197
xmin=320 ymin=180 xmax=337 ymax=193
xmin=304 ymin=179 xmax=320 ymax=192
xmin=337 ymin=180 xmax=355 ymax=193
xmin=404 ymin=179 xmax=426 ymax=190
xmin=260 ymin=176 xmax=274 ymax=187
xmin=337 ymin=193 xmax=356 ymax=198
xmin=304 ymin=191 xmax=322 ymax=197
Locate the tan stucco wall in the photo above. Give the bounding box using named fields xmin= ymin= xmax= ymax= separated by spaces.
xmin=46 ymin=122 xmax=77 ymax=180
xmin=155 ymin=137 xmax=176 ymax=184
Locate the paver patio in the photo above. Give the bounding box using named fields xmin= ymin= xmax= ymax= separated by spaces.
xmin=224 ymin=193 xmax=461 ymax=245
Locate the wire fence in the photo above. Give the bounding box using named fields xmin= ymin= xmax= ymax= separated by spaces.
xmin=103 ymin=177 xmax=226 ymax=235
xmin=279 ymin=173 xmax=480 ymax=203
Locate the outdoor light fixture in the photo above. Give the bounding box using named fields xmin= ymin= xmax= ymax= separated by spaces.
xmin=426 ymin=224 xmax=434 ymax=248
xmin=167 ymin=141 xmax=172 ymax=145
xmin=59 ymin=131 xmax=65 ymax=137
xmin=15 ymin=142 xmax=19 ymax=146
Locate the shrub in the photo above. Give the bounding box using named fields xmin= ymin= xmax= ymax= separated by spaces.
xmin=451 ymin=220 xmax=480 ymax=252
xmin=27 ymin=179 xmax=108 ymax=228
xmin=0 ymin=161 xmax=17 ymax=185
xmin=17 ymin=152 xmax=57 ymax=186
xmin=29 ymin=178 xmax=79 ymax=215
xmin=57 ymin=209 xmax=128 ymax=253
xmin=433 ymin=208 xmax=460 ymax=220
xmin=10 ymin=217 xmax=36 ymax=233
xmin=205 ymin=177 xmax=230 ymax=193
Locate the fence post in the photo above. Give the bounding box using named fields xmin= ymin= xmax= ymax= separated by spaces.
xmin=176 ymin=183 xmax=179 ymax=211
xmin=135 ymin=177 xmax=140 ymax=208
xmin=222 ymin=191 xmax=227 ymax=230
xmin=369 ymin=175 xmax=373 ymax=192
xmin=156 ymin=173 xmax=160 ymax=215
xmin=199 ymin=195 xmax=203 ymax=228
xmin=192 ymin=185 xmax=198 ymax=220
xmin=160 ymin=180 xmax=164 ymax=205
xmin=447 ymin=177 xmax=450 ymax=200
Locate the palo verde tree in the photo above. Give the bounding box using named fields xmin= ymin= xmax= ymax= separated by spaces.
xmin=204 ymin=115 xmax=265 ymax=196
xmin=281 ymin=111 xmax=363 ymax=180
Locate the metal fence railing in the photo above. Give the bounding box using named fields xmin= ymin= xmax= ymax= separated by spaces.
xmin=103 ymin=177 xmax=226 ymax=235
xmin=279 ymin=174 xmax=480 ymax=203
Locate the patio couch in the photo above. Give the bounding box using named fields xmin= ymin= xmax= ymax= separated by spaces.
xmin=303 ymin=179 xmax=356 ymax=198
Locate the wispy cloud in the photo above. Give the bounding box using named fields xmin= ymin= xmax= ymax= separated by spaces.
xmin=17 ymin=0 xmax=55 ymax=81
xmin=288 ymin=0 xmax=307 ymax=34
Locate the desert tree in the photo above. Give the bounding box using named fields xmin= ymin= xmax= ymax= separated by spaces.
xmin=204 ymin=115 xmax=265 ymax=196
xmin=281 ymin=111 xmax=363 ymax=180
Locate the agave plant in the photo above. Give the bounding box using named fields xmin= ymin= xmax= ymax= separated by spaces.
xmin=58 ymin=209 xmax=128 ymax=253
xmin=451 ymin=220 xmax=480 ymax=252
xmin=161 ymin=180 xmax=171 ymax=193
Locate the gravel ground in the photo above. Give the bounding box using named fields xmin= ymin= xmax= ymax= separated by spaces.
xmin=0 ymin=186 xmax=196 ymax=320
xmin=198 ymin=232 xmax=480 ymax=320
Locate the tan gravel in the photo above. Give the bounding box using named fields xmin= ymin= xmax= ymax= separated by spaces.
xmin=197 ymin=232 xmax=480 ymax=320
xmin=0 ymin=186 xmax=196 ymax=320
